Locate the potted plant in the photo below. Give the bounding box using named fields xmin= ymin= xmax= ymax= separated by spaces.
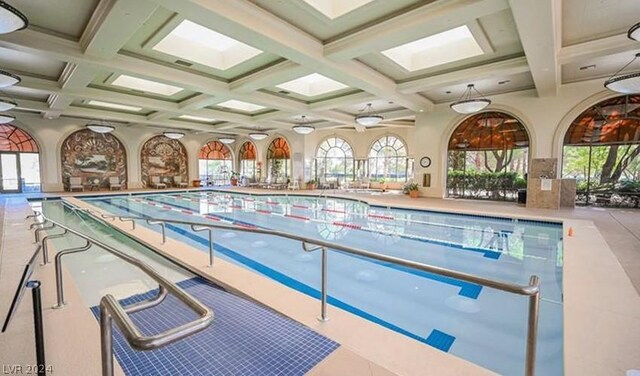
xmin=306 ymin=179 xmax=317 ymax=190
xmin=403 ymin=182 xmax=419 ymax=198
xmin=229 ymin=171 xmax=240 ymax=186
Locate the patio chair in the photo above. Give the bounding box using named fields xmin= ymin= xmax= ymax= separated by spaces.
xmin=69 ymin=177 xmax=84 ymax=192
xmin=287 ymin=179 xmax=300 ymax=190
xmin=174 ymin=176 xmax=188 ymax=188
xmin=359 ymin=177 xmax=370 ymax=189
xmin=108 ymin=177 xmax=122 ymax=191
xmin=150 ymin=176 xmax=166 ymax=189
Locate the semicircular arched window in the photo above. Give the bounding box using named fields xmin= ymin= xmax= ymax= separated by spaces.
xmin=446 ymin=111 xmax=529 ymax=201
xmin=266 ymin=137 xmax=291 ymax=180
xmin=199 ymin=141 xmax=232 ymax=185
xmin=562 ymin=95 xmax=640 ymax=207
xmin=368 ymin=135 xmax=408 ymax=182
xmin=315 ymin=137 xmax=354 ymax=183
xmin=0 ymin=124 xmax=41 ymax=192
xmin=238 ymin=141 xmax=257 ymax=180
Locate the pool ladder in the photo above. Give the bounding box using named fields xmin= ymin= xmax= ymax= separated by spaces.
xmin=26 ymin=212 xmax=214 ymax=376
xmin=60 ymin=206 xmax=542 ymax=376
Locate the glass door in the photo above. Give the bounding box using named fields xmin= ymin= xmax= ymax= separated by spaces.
xmin=0 ymin=152 xmax=21 ymax=193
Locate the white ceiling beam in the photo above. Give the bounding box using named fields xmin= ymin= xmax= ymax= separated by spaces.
xmin=80 ymin=0 xmax=159 ymax=58
xmin=179 ymin=94 xmax=225 ymax=110
xmin=230 ymin=61 xmax=312 ymax=93
xmin=558 ymin=33 xmax=638 ymax=65
xmin=148 ymin=0 xmax=432 ymax=112
xmin=308 ymin=92 xmax=376 ymax=111
xmin=379 ymin=109 xmax=415 ymax=121
xmin=508 ymin=0 xmax=560 ymax=97
xmin=397 ymin=56 xmax=530 ymax=94
xmin=324 ymin=0 xmax=510 ymax=61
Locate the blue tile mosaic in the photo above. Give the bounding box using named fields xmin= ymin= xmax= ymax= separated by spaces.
xmin=91 ymin=277 xmax=339 ymax=376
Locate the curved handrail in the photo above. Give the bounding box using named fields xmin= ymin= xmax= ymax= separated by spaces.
xmin=27 ymin=212 xmax=214 ymax=376
xmin=73 ymin=205 xmax=541 ymax=375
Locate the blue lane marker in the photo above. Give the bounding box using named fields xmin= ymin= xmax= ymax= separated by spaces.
xmin=426 ymin=329 xmax=456 ymax=352
xmin=117 ymin=197 xmax=482 ymax=299
xmin=92 ymin=199 xmax=459 ymax=352
xmin=149 ymin=195 xmax=501 ymax=260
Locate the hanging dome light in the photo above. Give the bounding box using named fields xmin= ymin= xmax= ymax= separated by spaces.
xmin=604 ymin=53 xmax=640 ymax=94
xmin=628 ymin=21 xmax=640 ymax=42
xmin=450 ymin=84 xmax=491 ymax=114
xmin=292 ymin=115 xmax=315 ymax=134
xmin=0 ymin=70 xmax=20 ymax=88
xmin=455 ymin=141 xmax=469 ymax=149
xmin=0 ymin=1 xmax=29 ymax=34
xmin=218 ymin=136 xmax=235 ymax=144
xmin=0 ymin=113 xmax=15 ymax=124
xmin=514 ymin=140 xmax=529 ymax=147
xmin=0 ymin=97 xmax=16 ymax=111
xmin=86 ymin=120 xmax=115 ymax=134
xmin=249 ymin=131 xmax=268 ymax=140
xmin=163 ymin=130 xmax=185 ymax=139
xmin=355 ymin=103 xmax=383 ymax=126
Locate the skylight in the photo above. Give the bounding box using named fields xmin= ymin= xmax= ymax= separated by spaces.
xmin=86 ymin=100 xmax=142 ymax=112
xmin=153 ymin=20 xmax=263 ymax=71
xmin=276 ymin=73 xmax=348 ymax=97
xmin=111 ymin=75 xmax=183 ymax=96
xmin=302 ymin=0 xmax=375 ymax=19
xmin=217 ymin=100 xmax=265 ymax=113
xmin=179 ymin=115 xmax=216 ymax=123
xmin=381 ymin=25 xmax=484 ymax=72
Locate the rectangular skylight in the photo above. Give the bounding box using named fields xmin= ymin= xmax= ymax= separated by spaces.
xmin=381 ymin=25 xmax=484 ymax=72
xmin=86 ymin=100 xmax=142 ymax=112
xmin=217 ymin=100 xmax=265 ymax=113
xmin=276 ymin=73 xmax=348 ymax=97
xmin=153 ymin=20 xmax=262 ymax=71
xmin=179 ymin=115 xmax=216 ymax=123
xmin=111 ymin=75 xmax=183 ymax=96
xmin=303 ymin=0 xmax=375 ymax=19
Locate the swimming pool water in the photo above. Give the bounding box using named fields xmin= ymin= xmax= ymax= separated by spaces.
xmin=78 ymin=191 xmax=563 ymax=375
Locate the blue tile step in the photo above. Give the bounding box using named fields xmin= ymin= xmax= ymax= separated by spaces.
xmin=90 ymin=277 xmax=339 ymax=376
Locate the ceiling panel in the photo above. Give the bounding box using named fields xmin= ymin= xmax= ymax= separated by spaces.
xmin=0 ymin=47 xmax=65 ymax=79
xmin=6 ymin=0 xmax=99 ymax=39
xmin=562 ymin=0 xmax=640 ymax=46
xmin=420 ymin=71 xmax=535 ymax=103
xmin=562 ymin=48 xmax=640 ymax=84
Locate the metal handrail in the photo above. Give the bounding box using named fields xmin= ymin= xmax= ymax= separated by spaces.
xmin=27 ymin=213 xmax=214 ymax=376
xmin=73 ymin=206 xmax=541 ymax=376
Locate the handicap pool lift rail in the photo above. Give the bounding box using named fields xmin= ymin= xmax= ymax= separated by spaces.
xmin=26 ymin=213 xmax=213 ymax=376
xmin=59 ymin=206 xmax=542 ymax=376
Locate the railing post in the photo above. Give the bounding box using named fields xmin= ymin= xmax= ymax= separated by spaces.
xmin=160 ymin=223 xmax=166 ymax=244
xmin=41 ymin=229 xmax=68 ymax=265
xmin=525 ymin=275 xmax=540 ymax=376
xmin=53 ymin=241 xmax=92 ymax=309
xmin=100 ymin=300 xmax=114 ymax=376
xmin=318 ymin=246 xmax=329 ymax=322
xmin=206 ymin=229 xmax=214 ymax=267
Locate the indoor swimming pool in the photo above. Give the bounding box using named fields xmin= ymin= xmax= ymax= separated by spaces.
xmin=40 ymin=191 xmax=564 ymax=375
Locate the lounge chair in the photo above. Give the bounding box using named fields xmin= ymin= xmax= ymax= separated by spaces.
xmin=174 ymin=176 xmax=188 ymax=188
xmin=69 ymin=177 xmax=84 ymax=192
xmin=150 ymin=176 xmax=166 ymax=189
xmin=109 ymin=177 xmax=122 ymax=191
xmin=288 ymin=179 xmax=300 ymax=190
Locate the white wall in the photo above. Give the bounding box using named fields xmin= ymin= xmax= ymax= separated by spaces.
xmin=11 ymin=78 xmax=617 ymax=195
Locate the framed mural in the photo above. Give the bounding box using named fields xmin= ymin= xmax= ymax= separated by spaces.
xmin=140 ymin=135 xmax=188 ymax=187
xmin=61 ymin=129 xmax=127 ymax=190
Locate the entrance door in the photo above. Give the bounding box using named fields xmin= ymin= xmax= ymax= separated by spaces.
xmin=0 ymin=152 xmax=21 ymax=193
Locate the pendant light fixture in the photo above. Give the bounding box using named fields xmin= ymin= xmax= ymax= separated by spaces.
xmin=0 ymin=97 xmax=16 ymax=111
xmin=292 ymin=115 xmax=315 ymax=135
xmin=218 ymin=136 xmax=235 ymax=144
xmin=628 ymin=21 xmax=640 ymax=42
xmin=86 ymin=120 xmax=115 ymax=134
xmin=163 ymin=130 xmax=185 ymax=139
xmin=0 ymin=70 xmax=20 ymax=88
xmin=355 ymin=103 xmax=383 ymax=126
xmin=0 ymin=1 xmax=29 ymax=34
xmin=249 ymin=130 xmax=268 ymax=140
xmin=0 ymin=113 xmax=15 ymax=124
xmin=450 ymin=84 xmax=491 ymax=114
xmin=604 ymin=53 xmax=640 ymax=94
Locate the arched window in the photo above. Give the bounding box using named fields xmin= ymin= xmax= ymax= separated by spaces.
xmin=0 ymin=124 xmax=40 ymax=192
xmin=368 ymin=135 xmax=408 ymax=182
xmin=315 ymin=137 xmax=354 ymax=183
xmin=199 ymin=141 xmax=232 ymax=185
xmin=562 ymin=95 xmax=640 ymax=207
xmin=446 ymin=111 xmax=529 ymax=201
xmin=238 ymin=141 xmax=257 ymax=180
xmin=267 ymin=137 xmax=291 ymax=180
xmin=141 ymin=135 xmax=187 ymax=187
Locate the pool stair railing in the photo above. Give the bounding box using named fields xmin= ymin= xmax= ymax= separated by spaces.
xmin=65 ymin=206 xmax=542 ymax=376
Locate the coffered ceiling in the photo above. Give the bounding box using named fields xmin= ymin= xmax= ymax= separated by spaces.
xmin=1 ymin=0 xmax=639 ymax=136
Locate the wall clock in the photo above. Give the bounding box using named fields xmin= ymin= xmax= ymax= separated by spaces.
xmin=420 ymin=156 xmax=431 ymax=168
